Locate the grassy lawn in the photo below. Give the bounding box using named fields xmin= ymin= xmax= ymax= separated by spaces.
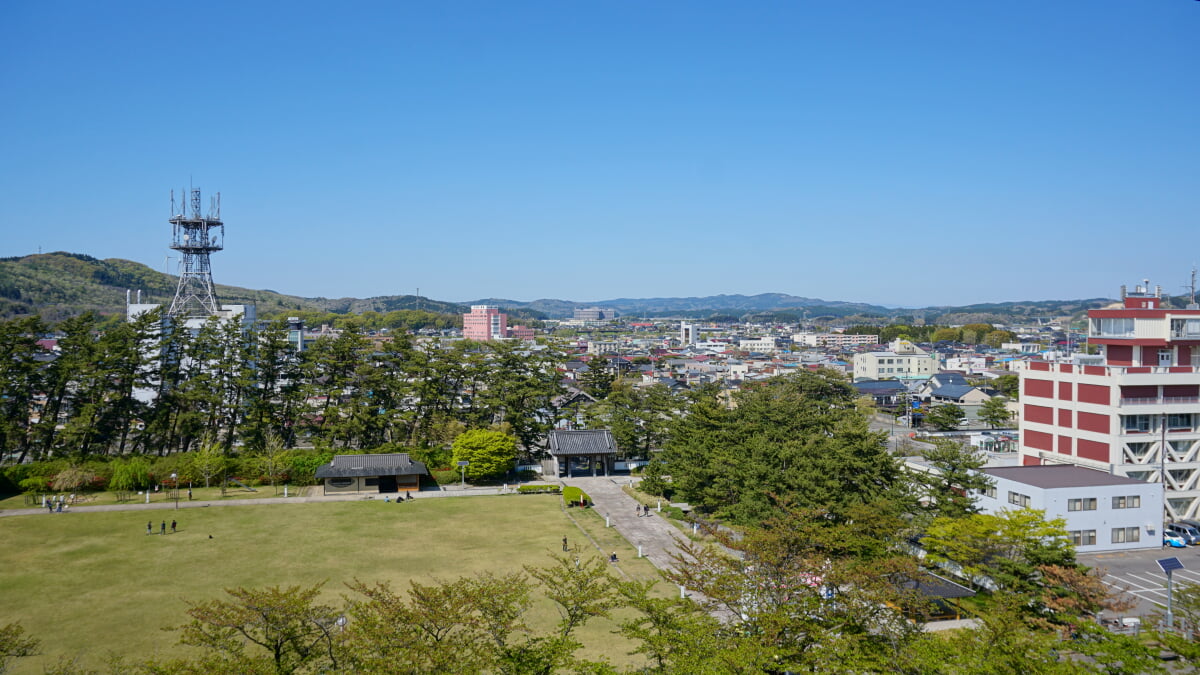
xmin=0 ymin=484 xmax=299 ymax=510
xmin=0 ymin=494 xmax=662 ymax=673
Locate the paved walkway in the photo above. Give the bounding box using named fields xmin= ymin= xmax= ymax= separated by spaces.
xmin=561 ymin=476 xmax=692 ymax=573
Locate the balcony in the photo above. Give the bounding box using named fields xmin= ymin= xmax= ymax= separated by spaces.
xmin=1120 ymin=396 xmax=1200 ymax=406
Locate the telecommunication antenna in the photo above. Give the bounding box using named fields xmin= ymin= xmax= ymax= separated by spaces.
xmin=165 ymin=187 xmax=225 ymax=319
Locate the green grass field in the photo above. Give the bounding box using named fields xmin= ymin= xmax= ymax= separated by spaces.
xmin=0 ymin=484 xmax=296 ymax=510
xmin=0 ymin=494 xmax=664 ymax=673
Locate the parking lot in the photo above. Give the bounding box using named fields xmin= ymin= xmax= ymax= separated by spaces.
xmin=1079 ymin=546 xmax=1200 ymax=618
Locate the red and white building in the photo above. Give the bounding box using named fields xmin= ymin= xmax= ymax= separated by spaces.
xmin=462 ymin=305 xmax=508 ymax=341
xmin=1019 ymin=282 xmax=1200 ymax=518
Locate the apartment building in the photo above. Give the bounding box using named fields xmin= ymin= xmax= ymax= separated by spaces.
xmin=1018 ymin=282 xmax=1200 ymax=518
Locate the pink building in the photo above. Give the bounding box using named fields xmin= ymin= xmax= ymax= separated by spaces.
xmin=508 ymin=325 xmax=536 ymax=340
xmin=463 ymin=305 xmax=508 ymax=341
xmin=1019 ymin=282 xmax=1200 ymax=518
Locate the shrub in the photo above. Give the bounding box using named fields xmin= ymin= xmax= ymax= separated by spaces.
xmin=516 ymin=485 xmax=561 ymax=494
xmin=562 ymin=486 xmax=591 ymax=506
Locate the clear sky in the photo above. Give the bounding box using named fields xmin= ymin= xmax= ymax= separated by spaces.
xmin=1 ymin=1 xmax=1196 ymax=308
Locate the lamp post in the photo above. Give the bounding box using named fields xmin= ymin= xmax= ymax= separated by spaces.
xmin=457 ymin=460 xmax=469 ymax=489
xmin=170 ymin=473 xmax=179 ymax=510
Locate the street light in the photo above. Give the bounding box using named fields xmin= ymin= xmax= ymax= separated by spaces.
xmin=457 ymin=460 xmax=469 ymax=488
xmin=170 ymin=473 xmax=179 ymax=510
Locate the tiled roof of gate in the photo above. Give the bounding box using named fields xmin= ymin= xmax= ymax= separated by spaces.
xmin=548 ymin=429 xmax=617 ymax=456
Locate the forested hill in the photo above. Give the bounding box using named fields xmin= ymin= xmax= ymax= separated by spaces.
xmin=0 ymin=253 xmax=465 ymax=322
xmin=0 ymin=251 xmax=1151 ymax=325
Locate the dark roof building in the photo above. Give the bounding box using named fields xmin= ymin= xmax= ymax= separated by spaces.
xmin=315 ymin=453 xmax=427 ymax=495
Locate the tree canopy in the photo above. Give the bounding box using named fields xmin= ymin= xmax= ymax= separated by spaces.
xmin=451 ymin=429 xmax=518 ymax=481
xmin=656 ymin=369 xmax=908 ymax=524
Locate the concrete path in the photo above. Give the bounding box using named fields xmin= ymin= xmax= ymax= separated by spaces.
xmin=561 ymin=476 xmax=692 ymax=573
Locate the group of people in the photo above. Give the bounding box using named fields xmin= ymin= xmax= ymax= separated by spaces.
xmin=45 ymin=495 xmax=70 ymax=513
xmin=145 ymin=520 xmax=177 ymax=535
xmin=636 ymin=504 xmax=654 ymax=517
xmin=383 ymin=493 xmax=415 ymax=503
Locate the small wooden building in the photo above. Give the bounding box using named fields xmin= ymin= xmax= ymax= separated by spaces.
xmin=547 ymin=429 xmax=617 ymax=478
xmin=315 ymin=453 xmax=427 ymax=495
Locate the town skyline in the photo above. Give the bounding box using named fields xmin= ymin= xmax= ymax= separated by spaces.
xmin=2 ymin=2 xmax=1196 ymax=306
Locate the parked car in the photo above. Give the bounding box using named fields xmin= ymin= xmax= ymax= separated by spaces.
xmin=1177 ymin=518 xmax=1200 ymax=533
xmin=1165 ymin=531 xmax=1188 ymax=548
xmin=1166 ymin=522 xmax=1200 ymax=545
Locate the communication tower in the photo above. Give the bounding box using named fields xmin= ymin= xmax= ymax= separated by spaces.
xmin=166 ymin=187 xmax=224 ymax=318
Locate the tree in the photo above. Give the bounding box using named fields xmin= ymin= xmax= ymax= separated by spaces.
xmin=0 ymin=622 xmax=39 ymax=675
xmin=984 ymin=329 xmax=1016 ymax=348
xmin=578 ymin=359 xmax=615 ymax=400
xmin=960 ymin=323 xmax=994 ymax=346
xmin=925 ymin=403 xmax=965 ymax=431
xmin=250 ymin=431 xmax=288 ymax=495
xmin=525 ymin=554 xmax=620 ymax=638
xmin=922 ymin=508 xmax=1074 ymax=592
xmin=664 ymin=504 xmax=930 ymax=673
xmin=914 ymin=438 xmax=993 ymax=520
xmin=931 ymin=327 xmax=960 ymax=343
xmin=188 ymin=438 xmax=227 ymax=488
xmin=176 ymin=584 xmax=340 ymax=675
xmin=660 ymin=369 xmax=908 ymax=524
xmin=451 ymin=429 xmax=517 ymax=481
xmin=109 ymin=456 xmax=152 ymax=493
xmin=994 ymin=373 xmax=1020 ymax=398
xmin=979 ymin=396 xmax=1012 ymax=428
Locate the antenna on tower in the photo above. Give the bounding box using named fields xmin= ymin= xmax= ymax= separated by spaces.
xmin=166 ymin=186 xmax=226 ymax=319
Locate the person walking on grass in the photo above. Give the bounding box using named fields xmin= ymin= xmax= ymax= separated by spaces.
xmin=170 ymin=520 xmax=177 ymax=533
xmin=146 ymin=521 xmax=152 ymax=535
xmin=562 ymin=536 xmax=568 ymax=552
xmin=160 ymin=521 xmax=166 ymax=535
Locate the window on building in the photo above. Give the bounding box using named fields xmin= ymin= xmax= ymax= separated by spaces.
xmin=1008 ymin=491 xmax=1031 ymax=508
xmin=984 ymin=487 xmax=996 ymax=499
xmin=1093 ymin=318 xmax=1134 ymax=337
xmin=1111 ymin=527 xmax=1140 ymax=544
xmin=1112 ymin=495 xmax=1141 ymax=509
xmin=1123 ymin=415 xmax=1152 ymax=433
xmin=1171 ymin=319 xmax=1200 ymax=338
xmin=1068 ymin=498 xmax=1097 ymax=512
xmin=364 ymin=477 xmax=379 ymax=487
xmin=1069 ymin=530 xmax=1097 ymax=546
xmin=1168 ymin=414 xmax=1193 ymax=430
xmin=329 ymin=478 xmax=353 ymax=488
xmin=1126 ymin=442 xmax=1152 ymax=459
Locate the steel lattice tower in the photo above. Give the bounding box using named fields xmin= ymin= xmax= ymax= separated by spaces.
xmin=166 ymin=188 xmax=225 ymax=319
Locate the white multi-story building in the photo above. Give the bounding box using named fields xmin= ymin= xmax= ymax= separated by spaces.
xmin=853 ymin=339 xmax=936 ymax=381
xmin=974 ymin=465 xmax=1162 ymax=552
xmin=1019 ymin=282 xmax=1200 ymax=518
xmin=793 ymin=332 xmax=879 ymax=349
xmin=739 ymin=337 xmax=783 ymax=353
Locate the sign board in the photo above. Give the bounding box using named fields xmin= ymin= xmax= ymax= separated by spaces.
xmin=456 ymin=460 xmax=470 ymax=467
xmin=1157 ymin=557 xmax=1185 ymax=574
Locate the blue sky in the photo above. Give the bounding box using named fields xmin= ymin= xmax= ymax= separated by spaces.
xmin=1 ymin=1 xmax=1196 ymax=308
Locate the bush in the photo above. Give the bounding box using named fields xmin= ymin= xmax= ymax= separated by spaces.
xmin=516 ymin=485 xmax=561 ymax=494
xmin=661 ymin=506 xmax=686 ymax=520
xmin=562 ymin=486 xmax=591 ymax=507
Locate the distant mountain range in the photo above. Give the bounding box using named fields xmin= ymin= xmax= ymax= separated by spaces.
xmin=0 ymin=252 xmax=1137 ymax=325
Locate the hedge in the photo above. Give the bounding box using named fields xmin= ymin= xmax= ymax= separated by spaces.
xmin=516 ymin=485 xmax=561 ymax=494
xmin=562 ymin=486 xmax=591 ymax=506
